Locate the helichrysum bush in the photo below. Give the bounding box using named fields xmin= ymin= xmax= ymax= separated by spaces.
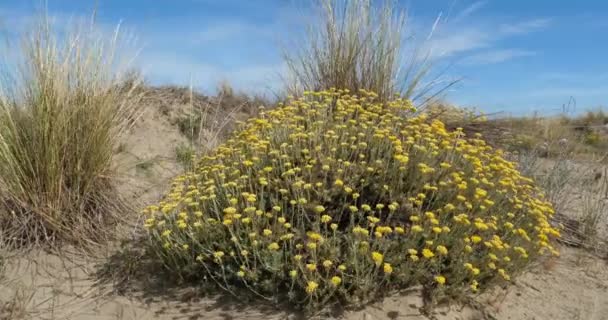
xmin=143 ymin=89 xmax=560 ymax=310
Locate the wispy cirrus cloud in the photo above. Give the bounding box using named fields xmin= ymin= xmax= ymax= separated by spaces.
xmin=499 ymin=18 xmax=553 ymax=35
xmin=461 ymin=49 xmax=536 ymax=65
xmin=452 ymin=1 xmax=487 ymax=22
xmin=424 ymin=15 xmax=551 ymax=65
xmin=189 ymin=21 xmax=275 ymax=45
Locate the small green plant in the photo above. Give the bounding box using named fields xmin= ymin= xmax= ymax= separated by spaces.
xmin=135 ymin=159 xmax=155 ymax=173
xmin=176 ymin=111 xmax=203 ymax=141
xmin=583 ymin=131 xmax=601 ymax=146
xmin=175 ymin=143 xmax=196 ymax=170
xmin=579 ymin=193 xmax=606 ymax=245
xmin=143 ymin=90 xmax=559 ymax=312
xmin=0 ymin=16 xmax=141 ymax=246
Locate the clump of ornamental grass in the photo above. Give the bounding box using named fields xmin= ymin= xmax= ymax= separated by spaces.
xmin=283 ymin=0 xmax=445 ymax=103
xmin=0 ymin=17 xmax=141 ymax=247
xmin=142 ymin=89 xmax=560 ymax=312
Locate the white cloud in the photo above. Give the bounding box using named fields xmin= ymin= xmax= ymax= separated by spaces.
xmin=425 ymin=28 xmax=491 ymax=58
xmin=190 ymin=21 xmax=274 ymax=45
xmin=453 ymin=1 xmax=487 ymax=22
xmin=422 ymin=15 xmax=551 ymax=64
xmin=138 ymin=51 xmax=284 ymax=94
xmin=499 ymin=18 xmax=552 ymax=35
xmin=461 ymin=49 xmax=536 ymax=65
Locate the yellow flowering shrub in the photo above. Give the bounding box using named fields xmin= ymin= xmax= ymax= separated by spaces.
xmin=142 ymin=89 xmax=560 ymax=310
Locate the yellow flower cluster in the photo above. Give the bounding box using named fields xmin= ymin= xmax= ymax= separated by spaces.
xmin=143 ymin=89 xmax=560 ymax=310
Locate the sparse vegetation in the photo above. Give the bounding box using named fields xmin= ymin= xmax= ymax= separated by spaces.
xmin=142 ymin=90 xmax=560 ymax=312
xmin=175 ymin=143 xmax=196 ymax=170
xmin=0 ymin=2 xmax=605 ymax=320
xmin=0 ymin=16 xmax=141 ymax=247
xmin=456 ymin=112 xmax=608 ymax=159
xmin=135 ymin=159 xmax=156 ymax=172
xmin=282 ymin=0 xmax=445 ymax=103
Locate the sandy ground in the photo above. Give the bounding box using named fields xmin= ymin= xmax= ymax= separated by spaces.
xmin=1 ymin=87 xmax=606 ymax=320
xmin=0 ymin=246 xmax=605 ymax=320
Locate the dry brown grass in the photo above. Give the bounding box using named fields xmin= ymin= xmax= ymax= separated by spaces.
xmin=0 ymin=15 xmax=142 ymax=248
xmin=282 ymin=0 xmax=451 ymax=103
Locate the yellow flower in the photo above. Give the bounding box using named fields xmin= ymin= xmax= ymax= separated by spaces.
xmin=498 ymin=269 xmax=511 ymax=281
xmin=334 ymin=179 xmax=344 ymax=187
xmin=314 ymin=205 xmax=326 ymax=214
xmin=436 ymin=245 xmax=448 ymax=255
xmin=371 ymin=251 xmax=384 ymax=266
xmin=237 ymin=270 xmax=245 ymax=277
xmin=422 ymin=248 xmax=435 ymax=259
xmin=411 ymin=225 xmax=423 ymax=233
xmin=223 ymin=207 xmax=237 ymax=215
xmin=470 ymin=280 xmax=479 ymax=292
xmin=306 ymin=263 xmax=317 ymax=272
xmin=323 ymin=260 xmax=333 ymax=268
xmin=331 ymin=276 xmax=342 ymax=286
xmin=267 ymin=242 xmax=280 ymax=250
xmin=471 ymin=235 xmax=482 ymax=243
xmin=289 ymin=270 xmax=297 ymax=278
xmin=306 ymin=281 xmax=319 ymax=294
xmin=475 ymin=188 xmax=488 ymax=198
xmin=307 ymin=232 xmax=324 ymax=242
xmin=383 ymin=263 xmax=393 ymax=274
xmin=263 ymin=229 xmax=273 ymax=236
xmin=321 ymin=215 xmax=332 ymax=223
xmin=338 ymin=264 xmax=347 ymax=271
xmin=435 ymin=275 xmax=446 ymax=285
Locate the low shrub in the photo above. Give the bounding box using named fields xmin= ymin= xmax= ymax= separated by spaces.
xmin=142 ymin=89 xmax=560 ymax=311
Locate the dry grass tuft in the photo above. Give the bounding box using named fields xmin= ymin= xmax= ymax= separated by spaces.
xmin=0 ymin=15 xmax=142 ymax=248
xmin=282 ymin=0 xmax=448 ymax=103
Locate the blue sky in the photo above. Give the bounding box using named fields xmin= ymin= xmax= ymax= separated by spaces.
xmin=1 ymin=0 xmax=607 ymax=115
